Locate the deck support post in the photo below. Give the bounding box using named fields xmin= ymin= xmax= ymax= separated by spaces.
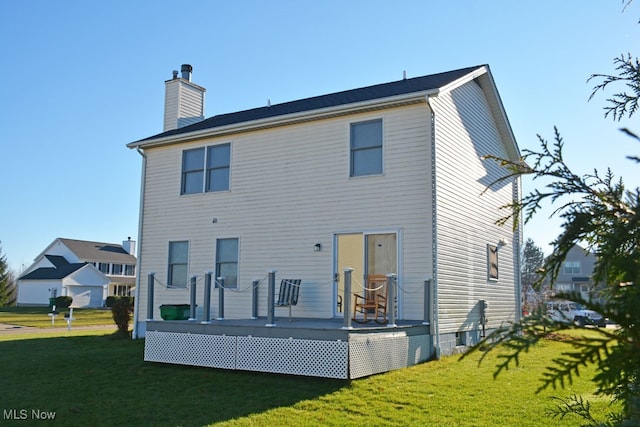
xmin=251 ymin=279 xmax=259 ymax=319
xmin=266 ymin=270 xmax=277 ymax=326
xmin=342 ymin=268 xmax=353 ymax=329
xmin=422 ymin=279 xmax=432 ymax=330
xmin=189 ymin=275 xmax=197 ymax=321
xmin=202 ymin=272 xmax=212 ymax=324
xmin=387 ymin=273 xmax=397 ymax=327
xmin=216 ymin=277 xmax=225 ymax=320
xmin=146 ymin=272 xmax=155 ymax=320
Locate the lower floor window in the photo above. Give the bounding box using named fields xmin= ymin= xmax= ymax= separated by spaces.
xmin=113 ymin=284 xmax=134 ymax=296
xmin=216 ymin=238 xmax=238 ymax=288
xmin=168 ymin=241 xmax=189 ymax=287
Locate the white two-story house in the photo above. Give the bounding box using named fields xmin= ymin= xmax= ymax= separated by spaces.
xmin=128 ymin=64 xmax=522 ymax=378
xmin=17 ymin=238 xmax=137 ymax=308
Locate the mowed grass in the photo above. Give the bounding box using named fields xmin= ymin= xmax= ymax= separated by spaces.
xmin=0 ymin=322 xmax=618 ymax=426
xmin=0 ymin=306 xmax=115 ymax=328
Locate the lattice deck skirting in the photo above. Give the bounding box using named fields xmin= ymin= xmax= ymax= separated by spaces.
xmin=144 ymin=330 xmax=430 ymax=379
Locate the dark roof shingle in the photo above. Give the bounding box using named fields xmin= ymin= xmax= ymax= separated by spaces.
xmin=137 ymin=65 xmax=483 ymax=143
xmin=19 ymin=259 xmax=86 ymax=280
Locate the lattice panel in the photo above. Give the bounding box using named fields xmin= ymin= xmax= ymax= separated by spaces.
xmin=237 ymin=336 xmax=349 ymax=379
xmin=349 ymin=333 xmax=429 ymax=379
xmin=144 ymin=331 xmax=236 ymax=369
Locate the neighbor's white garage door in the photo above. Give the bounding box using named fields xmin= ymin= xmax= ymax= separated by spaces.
xmin=67 ymin=286 xmax=103 ymax=308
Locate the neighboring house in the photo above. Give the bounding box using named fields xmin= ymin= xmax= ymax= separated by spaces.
xmin=128 ymin=64 xmax=522 ymax=378
xmin=550 ymin=244 xmax=602 ymax=303
xmin=17 ymin=238 xmax=137 ymax=308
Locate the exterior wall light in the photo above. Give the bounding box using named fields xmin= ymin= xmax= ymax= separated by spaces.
xmin=314 ymin=243 xmax=322 ymax=252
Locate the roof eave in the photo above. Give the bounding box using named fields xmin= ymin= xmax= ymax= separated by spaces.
xmin=127 ymin=91 xmax=435 ymax=149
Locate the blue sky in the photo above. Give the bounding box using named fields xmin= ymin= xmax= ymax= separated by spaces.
xmin=1 ymin=1 xmax=638 ymax=272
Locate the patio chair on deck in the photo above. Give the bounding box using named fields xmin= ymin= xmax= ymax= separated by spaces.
xmin=276 ymin=279 xmax=301 ymax=321
xmin=353 ymin=274 xmax=388 ymax=324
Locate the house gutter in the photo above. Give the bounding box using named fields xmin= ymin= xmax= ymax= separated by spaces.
xmin=127 ymin=92 xmax=435 ymax=149
xmin=425 ymin=95 xmax=441 ymax=359
xmin=131 ymin=147 xmax=146 ymax=339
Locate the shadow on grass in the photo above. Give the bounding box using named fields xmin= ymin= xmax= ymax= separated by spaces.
xmin=0 ymin=333 xmax=346 ymax=426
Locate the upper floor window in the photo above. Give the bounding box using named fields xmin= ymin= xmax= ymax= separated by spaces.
xmin=98 ymin=262 xmax=110 ymax=274
xmin=181 ymin=148 xmax=205 ymax=194
xmin=181 ymin=143 xmax=230 ymax=194
xmin=112 ymin=264 xmax=123 ymax=275
xmin=124 ymin=264 xmax=135 ymax=276
xmin=206 ymin=144 xmax=231 ymax=192
xmin=168 ymin=241 xmax=189 ymax=287
xmin=563 ymin=261 xmax=581 ymax=275
xmin=350 ymin=119 xmax=383 ymax=177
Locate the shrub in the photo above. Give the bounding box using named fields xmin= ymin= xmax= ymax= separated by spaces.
xmin=54 ymin=296 xmax=73 ymax=308
xmin=111 ymin=299 xmax=131 ymax=336
xmin=106 ymin=296 xmax=134 ymax=309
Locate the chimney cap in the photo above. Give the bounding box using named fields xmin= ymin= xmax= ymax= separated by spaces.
xmin=180 ymin=64 xmax=193 ymax=81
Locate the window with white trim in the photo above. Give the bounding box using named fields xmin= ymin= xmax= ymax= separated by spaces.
xmin=215 ymin=238 xmax=238 ymax=289
xmin=98 ymin=262 xmax=110 ymax=274
xmin=563 ymin=261 xmax=581 ymax=275
xmin=487 ymin=244 xmax=499 ymax=281
xmin=181 ymin=143 xmax=230 ymax=194
xmin=350 ymin=119 xmax=383 ymax=177
xmin=168 ymin=241 xmax=189 ymax=287
xmin=124 ymin=264 xmax=135 ymax=276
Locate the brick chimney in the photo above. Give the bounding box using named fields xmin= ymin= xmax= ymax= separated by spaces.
xmin=163 ymin=64 xmax=206 ymax=132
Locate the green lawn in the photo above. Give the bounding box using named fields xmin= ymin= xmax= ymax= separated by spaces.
xmin=0 ymin=314 xmax=618 ymax=426
xmin=0 ymin=306 xmax=115 ymax=328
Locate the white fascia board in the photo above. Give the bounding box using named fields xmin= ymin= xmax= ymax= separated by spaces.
xmin=437 ymin=65 xmax=489 ymax=95
xmin=128 ymin=91 xmax=434 ymax=149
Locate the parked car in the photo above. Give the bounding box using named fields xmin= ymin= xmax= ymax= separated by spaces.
xmin=546 ymin=300 xmax=607 ymax=327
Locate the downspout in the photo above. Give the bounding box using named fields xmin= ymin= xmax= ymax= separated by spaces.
xmin=513 ymin=175 xmax=523 ymax=322
xmin=425 ymin=96 xmax=441 ymax=359
xmin=131 ymin=147 xmax=146 ymax=339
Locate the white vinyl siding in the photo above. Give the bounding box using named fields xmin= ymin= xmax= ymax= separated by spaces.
xmin=163 ymin=80 xmax=205 ymax=132
xmin=137 ymin=103 xmax=434 ymax=320
xmin=430 ymin=79 xmax=517 ymax=334
xmin=136 ymin=78 xmax=518 ymax=330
